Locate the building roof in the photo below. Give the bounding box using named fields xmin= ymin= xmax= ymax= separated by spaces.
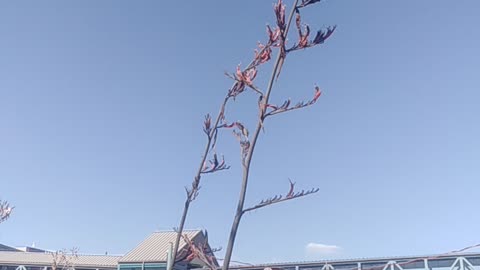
xmin=119 ymin=230 xmax=203 ymax=263
xmin=0 ymin=244 xmax=19 ymax=252
xmin=228 ymin=252 xmax=480 ymax=270
xmin=0 ymin=251 xmax=120 ymax=268
xmin=16 ymin=247 xmax=48 ymax=253
xmin=0 ymin=230 xmax=215 ymax=268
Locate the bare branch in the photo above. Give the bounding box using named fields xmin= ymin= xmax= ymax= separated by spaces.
xmin=247 ymin=84 xmax=264 ymax=97
xmin=265 ymin=85 xmax=322 ymax=117
xmin=50 ymin=248 xmax=79 ymax=270
xmin=0 ymin=200 xmax=13 ymax=224
xmin=243 ymin=179 xmax=319 ymax=213
xmin=201 ymin=153 xmax=230 ymax=174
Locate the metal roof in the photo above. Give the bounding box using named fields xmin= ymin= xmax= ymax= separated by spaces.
xmin=0 ymin=244 xmax=19 ymax=252
xmin=118 ymin=230 xmax=203 ymax=263
xmin=228 ymin=252 xmax=480 ymax=269
xmin=0 ymin=251 xmax=120 ymax=268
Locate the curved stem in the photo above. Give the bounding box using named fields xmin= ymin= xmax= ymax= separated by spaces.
xmin=221 ymin=1 xmax=300 ymax=269
xmin=170 ymin=35 xmax=276 ymax=269
xmin=170 ymin=95 xmax=229 ymax=268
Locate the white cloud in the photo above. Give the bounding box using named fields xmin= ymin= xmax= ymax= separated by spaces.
xmin=305 ymin=243 xmax=342 ymax=258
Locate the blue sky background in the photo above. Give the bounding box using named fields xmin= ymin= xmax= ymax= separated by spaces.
xmin=1 ymin=0 xmax=480 ymax=265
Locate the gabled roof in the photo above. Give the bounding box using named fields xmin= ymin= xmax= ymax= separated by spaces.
xmin=0 ymin=251 xmax=120 ymax=268
xmin=0 ymin=244 xmax=19 ymax=252
xmin=119 ymin=230 xmax=203 ymax=263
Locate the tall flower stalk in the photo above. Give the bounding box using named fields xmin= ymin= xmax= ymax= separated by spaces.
xmin=170 ymin=1 xmax=336 ymax=269
xmin=221 ymin=0 xmax=335 ymax=268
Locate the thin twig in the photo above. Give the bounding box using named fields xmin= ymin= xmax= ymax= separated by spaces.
xmin=171 ymin=95 xmax=230 ymax=266
xmin=243 ymin=188 xmax=319 ymax=213
xmin=264 ymin=87 xmax=321 ymax=118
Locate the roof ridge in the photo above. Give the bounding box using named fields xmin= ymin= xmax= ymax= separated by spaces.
xmin=118 ymin=230 xmax=207 ymax=263
xmin=76 ymin=253 xmax=123 ymax=258
xmin=153 ymin=229 xmax=203 ymax=233
xmin=0 ymin=251 xmax=120 ymax=256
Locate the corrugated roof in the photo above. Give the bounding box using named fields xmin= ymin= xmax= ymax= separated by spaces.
xmin=0 ymin=251 xmax=120 ymax=268
xmin=119 ymin=230 xmax=203 ymax=263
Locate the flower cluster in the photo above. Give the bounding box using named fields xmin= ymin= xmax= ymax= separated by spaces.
xmin=203 ymin=114 xmax=212 ymax=136
xmin=227 ymin=66 xmax=259 ymax=98
xmin=176 ymin=232 xmax=218 ymax=270
xmin=275 ymin=0 xmax=286 ymax=33
xmin=0 ymin=200 xmax=13 ymax=224
xmin=201 ymin=153 xmax=229 ymax=174
xmin=288 ymin=10 xmax=336 ymax=52
xmin=298 ymin=0 xmax=323 ymax=8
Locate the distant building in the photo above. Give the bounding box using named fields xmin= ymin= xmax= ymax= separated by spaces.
xmin=0 ymin=230 xmax=214 ymax=270
xmin=3 ymin=231 xmax=480 ymax=270
xmin=228 ymin=253 xmax=480 ymax=270
xmin=0 ymin=245 xmax=19 ymax=253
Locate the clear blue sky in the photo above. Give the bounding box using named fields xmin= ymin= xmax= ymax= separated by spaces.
xmin=1 ymin=0 xmax=480 ymax=265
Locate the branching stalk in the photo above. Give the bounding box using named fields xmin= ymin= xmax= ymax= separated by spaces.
xmin=170 ymin=45 xmax=277 ymax=269
xmin=171 ymin=0 xmax=335 ymax=268
xmin=170 ymin=95 xmax=229 ymax=267
xmin=221 ymin=1 xmax=300 ymax=269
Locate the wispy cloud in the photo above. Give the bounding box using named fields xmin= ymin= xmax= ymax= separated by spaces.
xmin=305 ymin=243 xmax=342 ymax=259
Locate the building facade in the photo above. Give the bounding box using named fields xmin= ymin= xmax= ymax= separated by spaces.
xmin=2 ymin=232 xmax=480 ymax=270
xmin=0 ymin=231 xmax=210 ymax=270
xmin=229 ymin=253 xmax=480 ymax=270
